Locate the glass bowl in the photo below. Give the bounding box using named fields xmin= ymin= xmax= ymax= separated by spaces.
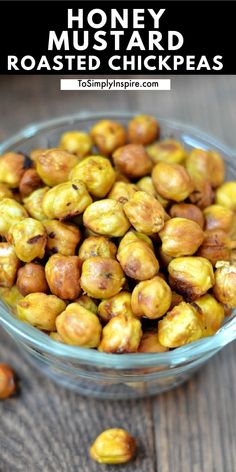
xmin=0 ymin=111 xmax=236 ymax=400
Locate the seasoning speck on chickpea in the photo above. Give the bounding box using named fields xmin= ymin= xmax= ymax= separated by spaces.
xmin=90 ymin=428 xmax=136 ymax=464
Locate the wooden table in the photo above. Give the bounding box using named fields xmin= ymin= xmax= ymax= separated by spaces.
xmin=0 ymin=75 xmax=236 ymax=472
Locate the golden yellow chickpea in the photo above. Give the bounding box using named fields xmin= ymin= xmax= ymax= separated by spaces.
xmin=203 ymin=204 xmax=234 ymax=233
xmin=158 ymin=302 xmax=204 ymax=348
xmin=45 ymin=254 xmax=81 ymax=300
xmin=0 ymin=198 xmax=28 ymax=237
xmin=78 ymin=236 xmax=117 ymax=261
xmin=0 ymin=152 xmax=26 ymax=188
xmin=0 ymin=243 xmax=20 ymax=288
xmin=0 ymin=364 xmax=17 ymax=400
xmin=131 ymin=276 xmax=172 ymax=319
xmin=30 ymin=148 xmax=46 ymax=162
xmin=8 ymin=218 xmax=47 ymax=263
xmin=197 ymin=229 xmax=234 ymax=266
xmin=23 ymin=187 xmax=49 ymax=221
xmin=152 ymin=162 xmax=194 ymax=202
xmin=118 ymin=230 xmax=154 ymax=253
xmin=108 ymin=182 xmax=138 ymax=205
xmin=16 ymin=263 xmax=48 ymax=296
xmin=128 ymin=114 xmax=160 ymax=145
xmin=98 ymin=291 xmax=133 ymax=322
xmin=17 ymin=293 xmax=66 ymax=331
xmin=117 ymin=241 xmax=159 ymax=281
xmin=49 ymin=331 xmax=64 ymax=343
xmin=189 ymin=180 xmax=214 ymax=210
xmin=0 ymin=183 xmax=13 ymax=200
xmin=159 ymin=218 xmax=204 ymax=257
xmin=56 ymin=303 xmax=102 ymax=347
xmin=19 ymin=168 xmax=43 ymax=197
xmin=35 ymin=148 xmax=79 ymax=186
xmin=0 ymin=285 xmax=23 ymax=314
xmin=80 ymin=257 xmax=125 ymax=299
xmin=170 ymin=203 xmax=204 ymax=229
xmin=215 ymin=182 xmax=236 ymax=211
xmin=168 ymin=256 xmax=215 ymax=302
xmin=137 ymin=176 xmax=156 ymax=197
xmin=147 ymin=139 xmax=186 ymax=164
xmin=42 ymin=180 xmax=92 ymax=220
xmin=83 ymin=199 xmax=130 ymax=237
xmin=186 ymin=148 xmax=225 ymax=188
xmin=98 ymin=314 xmax=142 ymax=353
xmin=90 ymin=428 xmax=136 ymax=464
xmin=70 ymin=156 xmax=115 ymax=198
xmin=44 ymin=220 xmax=81 ymax=256
xmin=76 ymin=295 xmax=98 ymax=315
xmin=194 ymin=294 xmax=225 ymax=336
xmin=213 ymin=261 xmax=236 ymax=308
xmin=90 ymin=119 xmax=126 ymax=156
xmin=123 ymin=191 xmax=165 ymax=235
xmin=138 ymin=331 xmax=169 ymax=353
xmin=112 ymin=144 xmax=152 ymax=178
xmin=60 ymin=130 xmax=92 ymax=157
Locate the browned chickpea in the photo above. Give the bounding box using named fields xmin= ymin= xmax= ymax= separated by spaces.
xmin=98 ymin=291 xmax=133 ymax=322
xmin=189 ymin=180 xmax=214 ymax=209
xmin=56 ymin=303 xmax=102 ymax=347
xmin=158 ymin=247 xmax=173 ymax=270
xmin=45 ymin=254 xmax=82 ymax=300
xmin=81 ymin=256 xmax=125 ymax=299
xmin=8 ymin=218 xmax=47 ymax=263
xmin=186 ymin=148 xmax=225 ymax=188
xmin=169 ymin=203 xmax=204 ymax=229
xmin=35 ymin=148 xmax=79 ymax=186
xmin=44 ymin=220 xmax=81 ymax=256
xmin=159 ymin=218 xmax=204 ymax=257
xmin=98 ymin=314 xmax=142 ymax=353
xmin=0 ymin=243 xmax=20 ymax=288
xmin=123 ymin=191 xmax=165 ymax=235
xmin=114 ymin=171 xmax=130 ymax=183
xmin=112 ymin=144 xmax=152 ymax=178
xmin=118 ymin=230 xmax=154 ymax=253
xmin=0 ymin=364 xmax=17 ymax=400
xmin=194 ymin=294 xmax=225 ymax=336
xmin=108 ymin=182 xmax=138 ymax=205
xmin=131 ymin=276 xmax=172 ymax=319
xmin=128 ymin=114 xmax=160 ymax=145
xmin=147 ymin=139 xmax=186 ymax=165
xmin=90 ymin=120 xmax=126 ymax=156
xmin=76 ymin=295 xmax=98 ymax=315
xmin=17 ymin=293 xmax=66 ymax=331
xmin=213 ymin=261 xmax=236 ymax=308
xmin=203 ymin=204 xmax=234 ymax=233
xmin=197 ymin=229 xmax=236 ymax=266
xmin=78 ymin=236 xmax=117 ymax=261
xmin=152 ymin=162 xmax=194 ymax=202
xmin=169 ymin=291 xmax=184 ymax=310
xmin=83 ymin=199 xmax=130 ymax=237
xmin=138 ymin=331 xmax=168 ymax=353
xmin=70 ymin=156 xmax=115 ymax=198
xmin=19 ymin=168 xmax=43 ymax=197
xmin=0 ymin=152 xmax=26 ymax=188
xmin=42 ymin=180 xmax=92 ymax=220
xmin=0 ymin=183 xmax=13 ymax=200
xmin=117 ymin=241 xmax=159 ymax=281
xmin=16 ymin=263 xmax=48 ymax=296
xmin=90 ymin=428 xmax=136 ymax=465
xmin=23 ymin=187 xmax=49 ymax=221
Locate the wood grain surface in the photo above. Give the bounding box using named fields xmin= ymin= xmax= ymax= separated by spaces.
xmin=0 ymin=75 xmax=236 ymax=472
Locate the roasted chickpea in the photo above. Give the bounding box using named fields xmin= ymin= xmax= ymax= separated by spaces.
xmin=44 ymin=219 xmax=81 ymax=256
xmin=42 ymin=180 xmax=92 ymax=220
xmin=23 ymin=187 xmax=49 ymax=221
xmin=60 ymin=131 xmax=92 ymax=157
xmin=152 ymin=162 xmax=194 ymax=202
xmin=0 ymin=243 xmax=20 ymax=288
xmin=0 ymin=152 xmax=26 ymax=188
xmin=45 ymin=254 xmax=81 ymax=300
xmin=195 ymin=294 xmax=225 ymax=336
xmin=78 ymin=236 xmax=117 ymax=261
xmin=123 ymin=191 xmax=165 ymax=235
xmin=35 ymin=148 xmax=79 ymax=186
xmin=76 ymin=295 xmax=98 ymax=315
xmin=0 ymin=285 xmax=23 ymax=314
xmin=215 ymin=182 xmax=236 ymax=211
xmin=159 ymin=218 xmax=204 ymax=257
xmin=98 ymin=314 xmax=142 ymax=353
xmin=169 ymin=203 xmax=204 ymax=229
xmin=70 ymin=156 xmax=115 ymax=198
xmin=19 ymin=168 xmax=43 ymax=197
xmin=56 ymin=303 xmax=102 ymax=347
xmin=90 ymin=120 xmax=126 ymax=156
xmin=170 ymin=291 xmax=184 ymax=310
xmin=83 ymin=199 xmax=130 ymax=237
xmin=16 ymin=263 xmax=48 ymax=296
xmin=118 ymin=230 xmax=154 ymax=253
xmin=138 ymin=331 xmax=168 ymax=353
xmin=168 ymin=256 xmax=215 ymax=302
xmin=0 ymin=198 xmax=28 ymax=237
xmin=213 ymin=261 xmax=236 ymax=308
xmin=49 ymin=331 xmax=64 ymax=343
xmin=158 ymin=302 xmax=204 ymax=348
xmin=189 ymin=180 xmax=214 ymax=210
xmin=0 ymin=183 xmax=13 ymax=200
xmin=137 ymin=176 xmax=156 ymax=197
xmin=8 ymin=218 xmax=46 ymax=263
xmin=90 ymin=428 xmax=136 ymax=465
xmin=128 ymin=114 xmax=160 ymax=145
xmin=117 ymin=241 xmax=159 ymax=281
xmin=114 ymin=171 xmax=130 ymax=183
xmin=147 ymin=139 xmax=186 ymax=164
xmin=30 ymin=148 xmax=46 ymax=162
xmin=131 ymin=276 xmax=172 ymax=319
xmin=17 ymin=293 xmax=66 ymax=331
xmin=112 ymin=144 xmax=152 ymax=179
xmin=108 ymin=182 xmax=138 ymax=205
xmin=203 ymin=204 xmax=234 ymax=233
xmin=197 ymin=230 xmax=235 ymax=266
xmin=80 ymin=256 xmax=125 ymax=299
xmin=98 ymin=291 xmax=133 ymax=322
xmin=186 ymin=148 xmax=225 ymax=188
xmin=0 ymin=364 xmax=17 ymax=400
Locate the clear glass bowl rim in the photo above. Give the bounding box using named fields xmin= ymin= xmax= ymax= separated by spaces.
xmin=0 ymin=110 xmax=236 ymax=369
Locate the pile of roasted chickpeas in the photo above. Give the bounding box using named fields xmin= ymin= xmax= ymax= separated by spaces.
xmin=0 ymin=114 xmax=236 ymax=354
